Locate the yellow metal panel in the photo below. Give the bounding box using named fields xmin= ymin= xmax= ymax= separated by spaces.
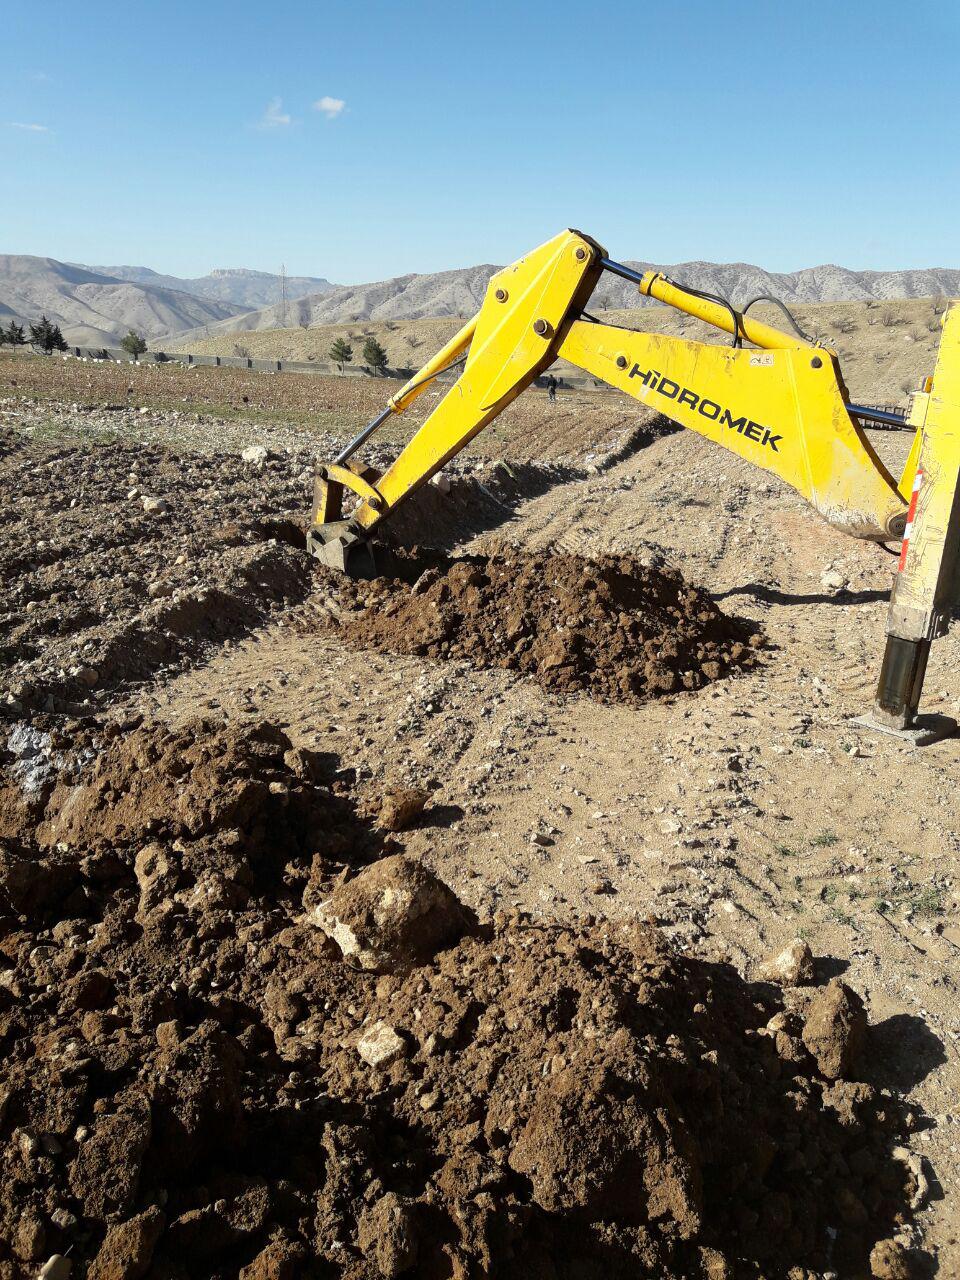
xmin=898 ymin=421 xmax=925 ymax=500
xmin=558 ymin=320 xmax=906 ymax=540
xmin=886 ymin=304 xmax=960 ymax=635
xmin=388 ymin=315 xmax=478 ymax=413
xmin=352 ymin=230 xmax=603 ymax=530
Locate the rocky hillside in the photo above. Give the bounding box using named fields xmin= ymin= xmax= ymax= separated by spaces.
xmin=6 ymin=247 xmax=958 ymax=349
xmin=0 ymin=256 xmax=246 ymax=346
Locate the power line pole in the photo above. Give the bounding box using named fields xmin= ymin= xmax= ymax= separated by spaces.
xmin=279 ymin=263 xmax=287 ymax=328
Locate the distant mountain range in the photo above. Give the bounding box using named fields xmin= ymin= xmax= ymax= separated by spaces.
xmin=172 ymin=259 xmax=960 ymax=345
xmin=0 ymin=258 xmax=335 ymax=346
xmin=1 ymin=250 xmax=958 ymax=348
xmin=75 ymin=264 xmax=335 ymax=311
xmin=0 ymin=257 xmax=247 ymax=347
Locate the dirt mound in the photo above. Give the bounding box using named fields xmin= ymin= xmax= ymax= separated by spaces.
xmin=0 ymin=716 xmax=927 ymax=1279
xmin=320 ymin=548 xmax=761 ymax=703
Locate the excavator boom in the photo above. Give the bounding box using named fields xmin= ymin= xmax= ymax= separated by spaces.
xmin=307 ymin=229 xmax=960 ymax=740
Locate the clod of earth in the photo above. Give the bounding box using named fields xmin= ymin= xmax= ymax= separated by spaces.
xmin=758 ymin=937 xmax=815 ymax=986
xmin=312 ymin=852 xmax=469 ymax=972
xmin=802 ymin=977 xmax=869 ymax=1080
xmin=87 ymin=1206 xmax=165 ymax=1280
xmin=869 ymin=1237 xmax=925 ymax=1279
xmin=0 ymin=715 xmax=929 ymax=1278
xmin=313 ymin=547 xmax=762 ymax=706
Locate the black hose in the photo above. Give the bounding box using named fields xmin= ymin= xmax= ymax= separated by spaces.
xmin=741 ymin=293 xmax=817 ymax=343
xmin=658 ymin=276 xmax=744 ymax=347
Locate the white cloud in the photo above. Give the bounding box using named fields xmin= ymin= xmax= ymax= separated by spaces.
xmin=8 ymin=122 xmax=49 ymax=133
xmin=261 ymin=97 xmax=291 ymax=128
xmin=313 ymin=96 xmax=345 ymax=120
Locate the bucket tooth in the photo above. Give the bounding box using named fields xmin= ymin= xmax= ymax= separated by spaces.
xmin=306 ymin=521 xmax=378 ymax=578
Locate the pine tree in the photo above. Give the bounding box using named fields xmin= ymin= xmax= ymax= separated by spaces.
xmin=29 ymin=316 xmax=56 ymax=353
xmin=7 ymin=323 xmax=26 ymax=347
xmin=121 ymin=330 xmax=148 ymax=358
xmin=50 ymin=323 xmax=68 ymax=353
xmin=329 ymin=337 xmax=353 ymax=373
xmin=362 ymin=336 xmax=388 ymax=376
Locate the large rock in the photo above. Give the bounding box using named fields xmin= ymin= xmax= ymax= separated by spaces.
xmin=377 ymin=787 xmax=429 ymax=833
xmin=312 ymin=854 xmax=467 ymax=972
xmin=801 ymin=979 xmax=867 ymax=1079
xmin=357 ymin=1193 xmax=419 ymax=1277
xmin=758 ymin=938 xmax=814 ymax=986
xmin=88 ymin=1207 xmax=165 ymax=1280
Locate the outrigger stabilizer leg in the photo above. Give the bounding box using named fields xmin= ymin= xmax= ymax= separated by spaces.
xmin=855 ymin=305 xmax=960 ymax=744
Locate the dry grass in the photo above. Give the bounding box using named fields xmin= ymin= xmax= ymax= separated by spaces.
xmin=167 ymin=296 xmax=948 ymax=404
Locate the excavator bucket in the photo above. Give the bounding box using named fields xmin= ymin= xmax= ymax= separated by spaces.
xmin=307 ymin=466 xmax=380 ymax=577
xmin=306 ymin=520 xmax=378 ymax=578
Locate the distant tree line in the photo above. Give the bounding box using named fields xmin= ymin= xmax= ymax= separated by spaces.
xmin=327 ymin=335 xmax=389 ymax=375
xmin=0 ymin=315 xmax=69 ymax=353
xmin=0 ymin=319 xmax=149 ymax=359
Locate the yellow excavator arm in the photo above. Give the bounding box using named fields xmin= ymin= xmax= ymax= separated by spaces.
xmin=308 ymin=229 xmax=960 ymax=742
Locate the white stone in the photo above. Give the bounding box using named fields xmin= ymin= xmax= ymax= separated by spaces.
xmin=38 ymin=1258 xmax=71 ymax=1280
xmin=241 ymin=445 xmax=270 ymax=466
xmin=357 ymin=1022 xmax=406 ymax=1068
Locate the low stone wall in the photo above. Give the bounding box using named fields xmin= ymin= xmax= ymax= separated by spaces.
xmin=63 ymin=347 xmax=611 ymax=392
xmin=68 ymin=346 xmax=415 ymax=379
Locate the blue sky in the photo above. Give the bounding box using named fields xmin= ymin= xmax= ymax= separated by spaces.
xmin=2 ymin=1 xmax=958 ymax=283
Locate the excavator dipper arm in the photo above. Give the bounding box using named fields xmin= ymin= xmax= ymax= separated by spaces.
xmin=307 ymin=228 xmax=960 ymax=738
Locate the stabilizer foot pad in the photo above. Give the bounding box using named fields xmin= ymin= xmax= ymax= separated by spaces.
xmin=849 ymin=712 xmax=957 ymax=747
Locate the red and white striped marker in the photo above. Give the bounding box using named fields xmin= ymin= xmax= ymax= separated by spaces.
xmin=898 ymin=466 xmax=924 ymax=572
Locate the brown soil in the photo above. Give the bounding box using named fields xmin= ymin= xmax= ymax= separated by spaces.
xmin=319 ymin=548 xmax=761 ymax=704
xmin=0 ymin=428 xmax=316 ymax=718
xmin=0 ymin=717 xmax=925 ymax=1279
xmin=1 ymin=359 xmax=956 ymax=1277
